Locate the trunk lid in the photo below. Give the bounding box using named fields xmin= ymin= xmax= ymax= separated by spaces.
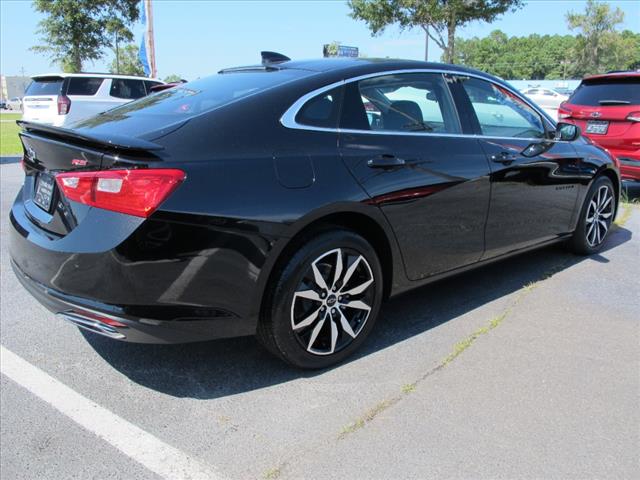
xmin=18 ymin=121 xmax=164 ymax=238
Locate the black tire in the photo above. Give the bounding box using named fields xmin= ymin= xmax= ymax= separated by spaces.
xmin=569 ymin=175 xmax=616 ymax=255
xmin=257 ymin=229 xmax=384 ymax=369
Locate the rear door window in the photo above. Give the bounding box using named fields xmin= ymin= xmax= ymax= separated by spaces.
xmin=340 ymin=73 xmax=461 ymax=134
xmin=110 ymin=79 xmax=147 ymax=99
xmin=569 ymin=78 xmax=640 ymax=106
xmin=25 ymin=78 xmax=63 ymax=96
xmin=66 ymin=77 xmax=104 ymax=96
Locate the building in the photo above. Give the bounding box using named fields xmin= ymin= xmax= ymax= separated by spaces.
xmin=1 ymin=75 xmax=31 ymax=101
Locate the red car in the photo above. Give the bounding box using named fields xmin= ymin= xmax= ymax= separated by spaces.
xmin=559 ymin=72 xmax=640 ymax=189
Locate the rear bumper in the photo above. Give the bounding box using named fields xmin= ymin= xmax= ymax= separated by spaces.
xmin=11 ymin=258 xmax=255 ymax=344
xmin=617 ymin=157 xmax=640 ymax=182
xmin=8 ymin=189 xmax=277 ymax=344
xmin=594 ymin=147 xmax=639 ymax=182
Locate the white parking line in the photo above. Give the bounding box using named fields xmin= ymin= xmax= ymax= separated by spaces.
xmin=0 ymin=345 xmax=224 ymax=480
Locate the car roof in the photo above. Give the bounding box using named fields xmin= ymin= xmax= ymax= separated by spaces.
xmin=277 ymin=57 xmax=497 ymax=79
xmin=582 ymin=71 xmax=640 ymax=82
xmin=31 ymin=73 xmax=163 ymax=82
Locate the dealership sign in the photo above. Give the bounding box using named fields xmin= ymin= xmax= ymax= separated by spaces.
xmin=323 ymin=44 xmax=359 ymax=58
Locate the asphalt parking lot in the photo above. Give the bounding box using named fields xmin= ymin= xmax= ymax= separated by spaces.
xmin=1 ymin=160 xmax=638 ymax=479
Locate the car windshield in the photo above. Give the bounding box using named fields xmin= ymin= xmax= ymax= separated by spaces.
xmin=77 ymin=69 xmax=312 ymax=130
xmin=25 ymin=77 xmax=64 ymax=96
xmin=569 ymin=77 xmax=640 ymax=106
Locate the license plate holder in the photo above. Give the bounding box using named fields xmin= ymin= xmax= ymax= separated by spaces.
xmin=586 ymin=120 xmax=609 ymax=135
xmin=33 ymin=173 xmax=55 ymax=212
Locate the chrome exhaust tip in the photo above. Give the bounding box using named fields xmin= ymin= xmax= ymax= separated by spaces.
xmin=57 ymin=312 xmax=126 ymax=340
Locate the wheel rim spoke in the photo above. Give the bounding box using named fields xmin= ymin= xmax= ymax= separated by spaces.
xmin=311 ymin=262 xmax=328 ymax=291
xmin=307 ymin=314 xmax=327 ymax=352
xmin=331 ymin=249 xmax=343 ymax=290
xmin=600 ymin=212 xmax=612 ymax=219
xmin=341 ymin=256 xmax=363 ymax=289
xmin=601 ymin=194 xmax=612 ymax=211
xmin=294 ymin=290 xmax=322 ymax=302
xmin=293 ymin=306 xmax=322 ymax=330
xmin=329 ymin=316 xmax=338 ymax=354
xmin=597 ymin=187 xmax=605 ymax=208
xmin=341 ymin=277 xmax=374 ymax=296
xmin=337 ymin=308 xmax=356 ymax=338
xmin=344 ymin=300 xmax=371 ymax=312
xmin=588 ymin=223 xmax=597 ymax=245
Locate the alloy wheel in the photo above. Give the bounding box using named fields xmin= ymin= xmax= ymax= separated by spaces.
xmin=290 ymin=248 xmax=375 ymax=356
xmin=585 ymin=184 xmax=614 ymax=247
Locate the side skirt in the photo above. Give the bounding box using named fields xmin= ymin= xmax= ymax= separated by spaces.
xmin=389 ymin=234 xmax=572 ymax=299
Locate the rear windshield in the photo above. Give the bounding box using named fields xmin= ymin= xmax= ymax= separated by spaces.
xmin=569 ymin=77 xmax=640 ymax=106
xmin=25 ymin=78 xmax=63 ymax=96
xmin=94 ymin=69 xmax=311 ymax=124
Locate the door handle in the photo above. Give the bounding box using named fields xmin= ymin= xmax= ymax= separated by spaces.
xmin=490 ymin=152 xmax=518 ymax=165
xmin=367 ymin=154 xmax=406 ymax=169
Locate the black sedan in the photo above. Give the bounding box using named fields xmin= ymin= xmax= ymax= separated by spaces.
xmin=10 ymin=56 xmax=619 ymax=368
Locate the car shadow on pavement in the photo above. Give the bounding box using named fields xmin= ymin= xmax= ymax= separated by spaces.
xmin=84 ymin=225 xmax=632 ymax=399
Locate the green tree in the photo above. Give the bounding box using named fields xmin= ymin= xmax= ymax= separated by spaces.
xmin=566 ymin=0 xmax=625 ymax=76
xmin=106 ymin=18 xmax=136 ymax=75
xmin=32 ymin=0 xmax=140 ymax=73
xmin=163 ymin=74 xmax=184 ymax=83
xmin=348 ymin=0 xmax=523 ymax=63
xmin=454 ymin=30 xmax=578 ymax=79
xmin=108 ymin=44 xmax=144 ymax=76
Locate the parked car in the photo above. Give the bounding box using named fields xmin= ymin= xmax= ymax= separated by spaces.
xmin=149 ymin=80 xmax=187 ymax=93
xmin=0 ymin=99 xmax=7 ymax=110
xmin=21 ymin=73 xmax=164 ymax=127
xmin=558 ymin=72 xmax=639 ymax=187
xmin=554 ymin=87 xmax=575 ymax=97
xmin=521 ymin=87 xmax=569 ymax=110
xmin=8 ymin=97 xmax=23 ymax=111
xmin=10 ymin=57 xmax=620 ymax=369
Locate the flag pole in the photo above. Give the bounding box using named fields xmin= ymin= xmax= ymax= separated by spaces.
xmin=145 ymin=0 xmax=156 ymax=78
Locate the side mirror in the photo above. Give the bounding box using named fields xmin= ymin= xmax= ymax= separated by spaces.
xmin=555 ymin=122 xmax=580 ymax=142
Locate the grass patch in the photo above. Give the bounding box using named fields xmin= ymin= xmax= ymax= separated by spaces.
xmin=614 ymin=202 xmax=633 ymax=228
xmin=441 ymin=310 xmax=508 ymax=366
xmin=401 ymin=383 xmax=416 ymax=394
xmin=340 ymin=398 xmax=397 ymax=438
xmin=263 ymin=467 xmax=281 ymax=479
xmin=0 ymin=113 xmax=23 ymax=156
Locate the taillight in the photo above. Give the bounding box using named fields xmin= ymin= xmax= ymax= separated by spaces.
xmin=57 ymin=95 xmax=71 ymax=115
xmin=55 ymin=169 xmax=185 ymax=218
xmin=557 ymin=102 xmax=572 ymax=119
xmin=626 ymin=111 xmax=640 ymax=122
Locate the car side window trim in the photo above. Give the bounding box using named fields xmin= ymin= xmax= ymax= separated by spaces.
xmin=280 ymin=68 xmax=556 ymax=141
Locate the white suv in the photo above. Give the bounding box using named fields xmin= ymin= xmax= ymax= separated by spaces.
xmin=21 ymin=73 xmax=164 ymax=127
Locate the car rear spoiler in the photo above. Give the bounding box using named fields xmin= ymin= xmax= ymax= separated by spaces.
xmin=17 ymin=121 xmax=165 ymax=154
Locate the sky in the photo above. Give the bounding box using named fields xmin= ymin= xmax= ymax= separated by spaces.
xmin=1 ymin=0 xmax=638 ymax=80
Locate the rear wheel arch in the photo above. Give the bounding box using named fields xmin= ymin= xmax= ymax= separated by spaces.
xmin=254 ymin=209 xmax=399 ymax=323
